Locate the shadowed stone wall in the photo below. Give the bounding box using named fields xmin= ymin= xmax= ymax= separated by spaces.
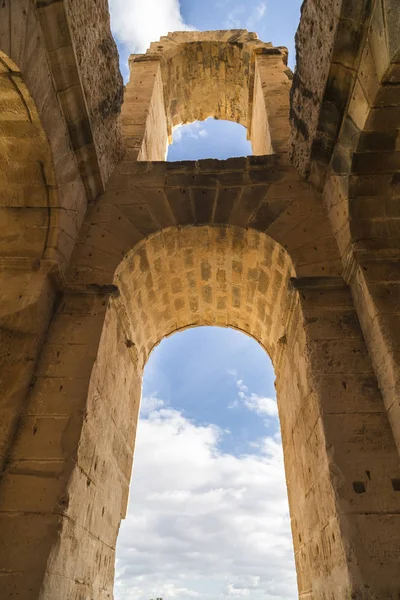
xmin=290 ymin=0 xmax=400 ymax=459
xmin=0 ymin=4 xmax=400 ymax=600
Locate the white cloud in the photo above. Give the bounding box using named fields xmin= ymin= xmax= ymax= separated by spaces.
xmin=172 ymin=121 xmax=209 ymax=144
xmin=109 ymin=0 xmax=196 ymax=54
xmin=235 ymin=379 xmax=278 ymax=418
xmin=140 ymin=395 xmax=165 ymax=416
xmin=225 ymin=2 xmax=267 ymax=31
xmin=252 ymin=2 xmax=267 ymax=24
xmin=227 ymin=584 xmax=250 ymax=596
xmin=115 ymin=397 xmax=296 ymax=600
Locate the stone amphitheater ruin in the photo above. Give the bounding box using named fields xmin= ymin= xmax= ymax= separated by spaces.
xmin=0 ymin=1 xmax=400 ymax=598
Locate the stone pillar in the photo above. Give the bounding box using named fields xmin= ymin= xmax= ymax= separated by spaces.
xmin=251 ymin=50 xmax=291 ymax=155
xmin=346 ymin=251 xmax=400 ymax=454
xmin=249 ymin=57 xmax=273 ymax=156
xmin=277 ymin=277 xmax=400 ymax=599
xmin=122 ymin=56 xmax=168 ymax=161
xmin=0 ymin=286 xmax=141 ymax=599
xmin=0 ymin=265 xmax=55 ymax=471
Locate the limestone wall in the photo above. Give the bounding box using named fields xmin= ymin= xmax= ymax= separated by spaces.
xmin=66 ymin=0 xmax=124 ymax=182
xmin=1 ymin=3 xmax=400 ymax=599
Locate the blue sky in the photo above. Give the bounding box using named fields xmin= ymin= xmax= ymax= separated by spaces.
xmin=143 ymin=328 xmax=278 ymax=456
xmin=115 ymin=328 xmax=297 ymax=600
xmin=108 ymin=1 xmax=302 ymax=597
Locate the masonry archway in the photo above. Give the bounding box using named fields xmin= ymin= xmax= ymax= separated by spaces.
xmin=122 ymin=31 xmax=292 ymax=161
xmin=1 ymin=10 xmax=400 ymax=599
xmin=115 ymin=227 xmax=293 ymax=364
xmin=0 ymin=51 xmax=64 ymax=477
xmin=14 ymin=219 xmax=395 ymax=600
xmin=0 ymin=51 xmax=58 ymax=262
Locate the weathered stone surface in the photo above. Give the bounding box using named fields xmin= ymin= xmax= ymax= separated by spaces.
xmin=66 ymin=0 xmax=124 ymax=183
xmin=0 ymin=4 xmax=400 ymax=600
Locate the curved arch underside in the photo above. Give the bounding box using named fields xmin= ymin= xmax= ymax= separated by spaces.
xmin=115 ymin=225 xmax=295 ymax=368
xmin=350 ymin=67 xmax=400 ymax=253
xmin=165 ymin=41 xmax=250 ymax=128
xmin=0 ymin=52 xmax=55 ymax=261
xmin=145 ymin=31 xmax=270 ymax=131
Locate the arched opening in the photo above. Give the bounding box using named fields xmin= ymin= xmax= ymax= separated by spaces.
xmin=114 ymin=326 xmax=297 ymax=599
xmin=2 ymin=8 xmax=400 ymax=599
xmin=16 ymin=216 xmax=400 ymax=599
xmin=167 ymin=119 xmax=252 ymax=161
xmin=121 ymin=31 xmax=291 ymax=161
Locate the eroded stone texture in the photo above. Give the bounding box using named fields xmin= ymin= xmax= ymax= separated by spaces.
xmin=290 ymin=0 xmax=374 ymax=184
xmin=68 ymin=155 xmax=341 ymax=288
xmin=10 ymin=226 xmax=397 ymax=600
xmin=290 ymin=0 xmax=341 ymax=178
xmin=281 ymin=278 xmax=400 ymax=598
xmin=66 ymin=0 xmax=124 ymax=182
xmin=1 ymin=3 xmax=400 ymax=600
xmin=300 ymin=0 xmax=400 ymax=459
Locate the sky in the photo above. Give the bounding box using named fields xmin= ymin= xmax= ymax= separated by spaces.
xmin=107 ymin=1 xmax=303 ymax=598
xmin=114 ymin=328 xmax=297 ymax=600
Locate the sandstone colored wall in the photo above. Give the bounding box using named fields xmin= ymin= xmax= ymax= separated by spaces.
xmin=295 ymin=0 xmax=400 ymax=459
xmin=68 ymin=155 xmax=341 ymax=289
xmin=66 ymin=0 xmax=124 ymax=182
xmin=1 ymin=4 xmax=400 ymax=600
xmin=4 ymin=223 xmax=397 ymax=599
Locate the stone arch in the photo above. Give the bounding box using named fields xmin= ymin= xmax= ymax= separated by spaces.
xmin=0 ymin=5 xmax=400 ymax=597
xmin=0 ymin=0 xmax=124 ymax=271
xmin=291 ymin=0 xmax=400 ymax=262
xmin=122 ymin=30 xmax=292 ymax=161
xmin=349 ymin=72 xmax=400 ymax=254
xmin=0 ymin=2 xmax=121 ymax=490
xmin=33 ymin=226 xmax=299 ymax=598
xmin=13 ymin=216 xmax=398 ymax=599
xmin=115 ymin=226 xmax=294 ymax=367
xmin=0 ymin=51 xmax=63 ymax=477
xmin=345 ymin=57 xmax=400 ymax=454
xmin=0 ymin=51 xmax=57 ymax=262
xmin=68 ymin=154 xmax=342 ymax=291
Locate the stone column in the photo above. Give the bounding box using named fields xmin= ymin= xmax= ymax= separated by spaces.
xmin=0 ymin=264 xmax=55 ymax=472
xmin=346 ymin=251 xmax=400 ymax=454
xmin=0 ymin=286 xmax=141 ymax=599
xmin=251 ymin=50 xmax=291 ymax=156
xmin=122 ymin=55 xmax=168 ymax=161
xmin=277 ymin=277 xmax=400 ymax=599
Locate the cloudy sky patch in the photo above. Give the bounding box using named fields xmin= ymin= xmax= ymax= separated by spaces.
xmin=109 ymin=0 xmax=195 ymax=54
xmin=115 ymin=329 xmax=297 ymax=600
xmin=115 ymin=397 xmax=296 ymax=600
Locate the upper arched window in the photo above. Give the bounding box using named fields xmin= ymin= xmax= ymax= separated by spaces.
xmin=121 ymin=30 xmax=291 ymax=161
